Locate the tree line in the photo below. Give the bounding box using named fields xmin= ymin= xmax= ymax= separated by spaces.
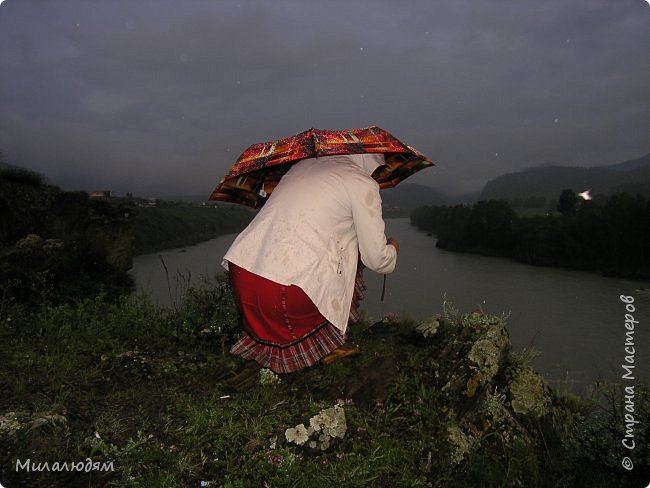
xmin=410 ymin=190 xmax=650 ymax=279
xmin=0 ymin=164 xmax=254 ymax=307
xmin=0 ymin=165 xmax=137 ymax=307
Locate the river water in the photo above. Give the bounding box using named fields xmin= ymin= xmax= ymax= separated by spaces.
xmin=130 ymin=218 xmax=650 ymax=393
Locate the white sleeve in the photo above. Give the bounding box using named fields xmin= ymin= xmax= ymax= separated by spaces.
xmin=349 ymin=178 xmax=397 ymax=274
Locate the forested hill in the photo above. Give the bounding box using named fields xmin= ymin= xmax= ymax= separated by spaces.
xmin=410 ymin=191 xmax=650 ymax=280
xmin=0 ymin=164 xmax=253 ymax=305
xmin=133 ymin=203 xmax=253 ymax=255
xmin=380 ymin=183 xmax=443 ymax=217
xmin=480 ymin=153 xmax=650 ymax=202
xmin=0 ymin=165 xmax=137 ymax=305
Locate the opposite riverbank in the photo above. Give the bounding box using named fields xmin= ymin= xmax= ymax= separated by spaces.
xmin=133 ymin=203 xmax=254 ymax=255
xmin=410 ymin=192 xmax=650 ymax=280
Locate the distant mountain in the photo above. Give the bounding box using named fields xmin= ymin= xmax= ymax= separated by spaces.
xmin=480 ymin=153 xmax=650 ymax=202
xmin=381 ymin=183 xmax=442 ymax=211
xmin=605 ymin=153 xmax=650 ymax=171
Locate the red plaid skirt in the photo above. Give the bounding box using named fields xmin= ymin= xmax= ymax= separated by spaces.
xmin=228 ymin=262 xmax=348 ymax=373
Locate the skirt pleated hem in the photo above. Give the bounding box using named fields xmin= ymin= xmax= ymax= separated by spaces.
xmin=229 ymin=322 xmax=345 ymax=374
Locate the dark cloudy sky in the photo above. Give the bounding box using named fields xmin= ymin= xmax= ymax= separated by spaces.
xmin=1 ymin=0 xmax=648 ymax=198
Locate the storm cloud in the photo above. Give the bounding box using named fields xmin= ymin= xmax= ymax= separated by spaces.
xmin=1 ymin=0 xmax=648 ymax=197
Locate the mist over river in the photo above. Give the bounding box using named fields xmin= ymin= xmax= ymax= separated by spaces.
xmin=130 ymin=218 xmax=650 ymax=394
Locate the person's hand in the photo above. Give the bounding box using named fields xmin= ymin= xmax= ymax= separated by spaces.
xmin=387 ymin=237 xmax=400 ymax=254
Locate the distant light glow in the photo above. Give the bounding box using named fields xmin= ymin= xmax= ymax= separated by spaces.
xmin=578 ymin=190 xmax=592 ymax=201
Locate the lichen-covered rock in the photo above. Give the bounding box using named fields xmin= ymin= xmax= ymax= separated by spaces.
xmin=466 ymin=314 xmax=510 ymax=384
xmin=27 ymin=413 xmax=68 ymax=430
xmin=0 ymin=411 xmax=22 ymax=436
xmin=285 ymin=423 xmax=309 ymax=446
xmin=508 ymin=366 xmax=552 ymax=418
xmin=309 ymin=405 xmax=347 ymax=439
xmin=416 ymin=316 xmax=440 ymax=338
xmin=425 ymin=304 xmax=558 ymax=465
xmin=283 ymin=405 xmax=347 ymax=451
xmin=0 ymin=411 xmax=67 ymax=437
xmin=447 ymin=425 xmax=478 ymax=464
xmin=15 ymin=233 xmax=42 ymax=248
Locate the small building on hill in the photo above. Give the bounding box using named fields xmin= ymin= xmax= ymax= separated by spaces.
xmin=89 ymin=190 xmax=112 ymax=199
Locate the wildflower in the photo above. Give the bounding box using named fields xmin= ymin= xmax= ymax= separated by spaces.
xmin=266 ymin=452 xmax=285 ymax=466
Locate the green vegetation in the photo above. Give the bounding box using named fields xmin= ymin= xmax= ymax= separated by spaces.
xmin=133 ymin=203 xmax=253 ymax=255
xmin=2 ymin=164 xmax=648 ymax=486
xmin=0 ymin=165 xmax=253 ymax=308
xmin=1 ymin=282 xmax=648 ymax=486
xmin=411 ymin=190 xmax=650 ymax=279
xmin=0 ymin=166 xmax=136 ymax=306
xmin=512 ymin=206 xmax=555 ymax=218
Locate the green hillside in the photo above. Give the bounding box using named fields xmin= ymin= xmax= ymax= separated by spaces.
xmin=0 ymin=165 xmax=136 ymax=306
xmin=133 ymin=203 xmax=254 ymax=255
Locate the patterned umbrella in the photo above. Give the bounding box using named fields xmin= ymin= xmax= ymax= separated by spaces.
xmin=208 ymin=126 xmax=434 ymax=208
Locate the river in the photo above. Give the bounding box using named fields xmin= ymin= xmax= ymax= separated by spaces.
xmin=130 ymin=218 xmax=650 ymax=394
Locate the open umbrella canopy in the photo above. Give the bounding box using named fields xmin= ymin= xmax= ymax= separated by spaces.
xmin=208 ymin=126 xmax=434 ymax=208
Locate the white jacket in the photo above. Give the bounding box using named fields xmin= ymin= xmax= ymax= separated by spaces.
xmin=222 ymin=153 xmax=397 ymax=333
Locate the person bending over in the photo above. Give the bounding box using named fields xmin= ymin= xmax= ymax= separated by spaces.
xmin=223 ymin=152 xmax=399 ymax=373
